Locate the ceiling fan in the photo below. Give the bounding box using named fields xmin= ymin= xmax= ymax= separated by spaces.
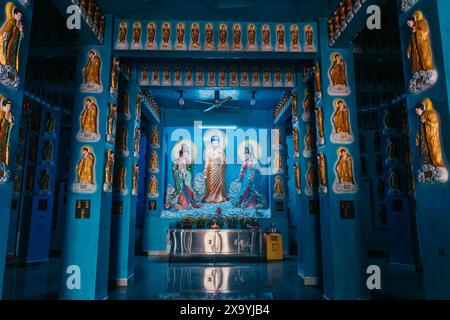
xmin=192 ymin=90 xmax=240 ymax=112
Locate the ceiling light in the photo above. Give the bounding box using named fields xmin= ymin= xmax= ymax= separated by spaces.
xmin=250 ymin=91 xmax=256 ymax=106
xmin=178 ymin=90 xmax=184 ymax=106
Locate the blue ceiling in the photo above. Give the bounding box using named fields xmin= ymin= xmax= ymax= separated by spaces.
xmin=150 ymin=88 xmax=287 ymax=110
xmin=98 ymin=0 xmax=336 ymax=21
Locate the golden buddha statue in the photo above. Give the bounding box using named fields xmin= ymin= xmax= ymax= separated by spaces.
xmin=117 ymin=126 xmax=128 ymax=153
xmin=293 ymin=127 xmax=300 ymax=156
xmin=0 ymin=2 xmax=25 ymax=76
xmin=277 ymin=25 xmax=285 ymax=49
xmin=314 ymin=62 xmax=322 ymax=94
xmin=329 ymin=53 xmax=348 ymax=87
xmin=203 ymin=135 xmax=228 ymax=203
xmin=80 ymin=97 xmax=98 ymax=134
xmin=133 ymin=22 xmax=141 ymax=44
xmin=335 ymin=148 xmax=354 ymax=185
xmin=407 ymin=11 xmax=435 ymax=74
xmin=332 ymin=99 xmax=351 ymax=135
xmin=318 ymin=153 xmax=327 ymax=187
xmin=292 ymin=93 xmax=298 ymax=120
xmin=219 ymin=24 xmax=227 ymax=48
xmin=303 ymin=87 xmax=314 ymax=119
xmin=305 ymin=25 xmax=314 ymax=47
xmin=114 ymin=161 xmax=125 ymax=190
xmin=111 ymin=57 xmax=120 ymax=91
xmin=415 ymin=98 xmax=446 ymax=171
xmin=147 ymin=22 xmax=156 ymax=46
xmin=134 ymin=127 xmax=140 ymax=154
xmin=39 ymin=169 xmax=50 ymax=192
xmin=274 ymin=176 xmax=284 ymax=197
xmin=205 ymin=24 xmax=214 ymax=48
xmin=306 ymin=161 xmax=318 ymax=191
xmin=119 ymin=90 xmax=129 ymax=115
xmin=291 ymin=25 xmax=299 ymax=48
xmin=389 ymin=169 xmax=402 ymax=191
xmin=316 ymin=106 xmax=325 ymax=144
xmin=107 ymin=103 xmax=117 ymax=140
xmin=42 ymin=140 xmax=52 ymax=162
xmin=191 ymin=23 xmax=200 ymax=48
xmin=233 ymin=24 xmax=241 ymax=48
xmin=76 ymin=147 xmax=95 ymax=185
xmin=104 ymin=149 xmax=114 ymax=189
xmin=151 ymin=126 xmax=159 ymax=146
xmin=162 ymin=22 xmax=171 ymax=46
xmin=132 ymin=164 xmax=139 ymax=194
xmin=150 ymin=151 xmax=159 ymax=172
xmin=0 ymin=97 xmax=15 ymax=166
xmin=248 ymin=24 xmax=256 ymax=46
xmin=176 ymin=23 xmax=185 ymax=48
xmin=262 ymin=24 xmax=270 ymax=46
xmin=294 ymin=163 xmax=301 ymax=192
xmin=82 ymin=50 xmax=102 ymax=91
xmin=149 ymin=175 xmax=158 ymax=195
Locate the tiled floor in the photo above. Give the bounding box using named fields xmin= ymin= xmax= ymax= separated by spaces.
xmin=2 ymin=255 xmax=425 ymax=300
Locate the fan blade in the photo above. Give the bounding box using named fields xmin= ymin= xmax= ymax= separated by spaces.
xmin=203 ymin=105 xmax=217 ymax=112
xmin=219 ymin=96 xmax=233 ymax=105
xmin=192 ymin=100 xmax=214 ymax=105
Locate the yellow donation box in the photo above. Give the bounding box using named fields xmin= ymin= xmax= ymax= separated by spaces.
xmin=264 ymin=233 xmax=283 ymax=261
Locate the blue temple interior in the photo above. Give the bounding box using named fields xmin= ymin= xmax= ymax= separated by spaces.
xmin=1 ymin=0 xmax=450 ymax=301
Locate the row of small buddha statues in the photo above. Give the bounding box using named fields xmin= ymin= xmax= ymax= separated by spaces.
xmin=273 ymin=92 xmax=292 ymax=119
xmin=73 ymin=0 xmax=106 ymax=43
xmin=142 ymin=92 xmax=161 ymax=120
xmin=328 ymin=0 xmax=363 ymax=45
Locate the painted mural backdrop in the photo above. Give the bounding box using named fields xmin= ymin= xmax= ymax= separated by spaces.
xmin=161 ymin=127 xmax=270 ymax=219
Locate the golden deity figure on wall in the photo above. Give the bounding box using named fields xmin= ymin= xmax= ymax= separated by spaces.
xmin=175 ymin=23 xmax=186 ymax=51
xmin=251 ymin=66 xmax=260 ymax=87
xmin=113 ymin=159 xmax=127 ymax=195
xmin=103 ymin=149 xmax=114 ymax=193
xmin=274 ymin=68 xmax=282 ymax=87
xmin=118 ymin=90 xmax=131 ymax=120
xmin=44 ymin=113 xmax=55 ymax=136
xmin=0 ymin=96 xmax=14 ymax=183
xmin=317 ymin=152 xmax=328 ymax=194
xmin=314 ymin=62 xmax=322 ymax=100
xmin=174 ymin=66 xmax=182 ymax=86
xmin=333 ymin=147 xmax=357 ymax=193
xmin=117 ymin=125 xmax=128 ymax=157
xmin=77 ymin=97 xmax=99 ymax=142
xmin=246 ymin=24 xmax=257 ymax=51
xmin=285 ymin=67 xmax=294 ymax=87
xmin=116 ymin=21 xmax=129 ymax=50
xmin=203 ymin=135 xmax=228 ymax=204
xmin=275 ymin=25 xmax=286 ymax=52
xmin=131 ymin=22 xmax=143 ymax=50
xmin=415 ymin=98 xmax=448 ymax=184
xmin=151 ymin=126 xmax=159 ymax=148
xmin=132 ymin=163 xmax=139 ymax=196
xmin=41 ymin=140 xmax=53 ymax=163
xmin=386 ymin=137 xmax=399 ymax=162
xmin=110 ymin=57 xmax=120 ymax=96
xmin=293 ymin=126 xmax=300 ymax=158
xmin=218 ymin=24 xmax=229 ymax=51
xmin=273 ymin=176 xmax=284 ymax=200
xmin=316 ymin=105 xmax=325 ymax=146
xmin=148 ymin=174 xmax=159 ymax=198
xmin=331 ymin=99 xmax=353 ymax=144
xmin=39 ymin=169 xmax=51 ymax=194
xmin=388 ymin=168 xmax=402 ymax=195
xmin=133 ymin=127 xmax=140 ymax=157
xmin=328 ymin=52 xmax=351 ymax=96
xmin=261 ymin=24 xmax=272 ymax=51
xmin=140 ymin=65 xmax=149 ymax=86
xmin=230 ymin=66 xmax=238 ymax=86
xmin=231 ymin=24 xmax=243 ymax=51
xmin=146 ymin=22 xmax=157 ymax=50
xmin=0 ymin=2 xmax=24 ymax=88
xmin=160 ymin=22 xmax=172 ymax=50
xmin=292 ymin=93 xmax=298 ymax=123
xmin=262 ymin=67 xmax=272 ymax=87
xmin=304 ymin=25 xmax=316 ymax=52
xmin=106 ymin=103 xmax=117 ymax=144
xmin=162 ymin=65 xmax=171 ymax=86
xmin=185 ymin=65 xmax=193 ymax=86
xmin=189 ymin=23 xmax=201 ymax=50
xmin=406 ymin=11 xmax=438 ymax=94
xmin=196 ymin=65 xmax=204 ymax=86
xmin=150 ymin=150 xmax=159 ymax=173
xmin=73 ymin=146 xmax=96 ymax=193
xmin=294 ymin=163 xmax=301 ymax=195
xmin=81 ymin=49 xmax=103 ymax=93
xmin=289 ymin=25 xmax=300 ymax=52
xmin=240 ymin=66 xmax=249 ymax=86
xmin=302 ymin=86 xmax=315 ymax=121
xmin=204 ymin=23 xmax=215 ymax=51
xmin=305 ymin=160 xmax=318 ymax=196
xmin=207 ymin=65 xmax=216 ymax=86
xmin=150 ymin=65 xmax=160 ymax=86
xmin=303 ymin=124 xmax=314 ymax=158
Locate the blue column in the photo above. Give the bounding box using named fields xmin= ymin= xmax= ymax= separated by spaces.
xmin=397 ymin=0 xmax=450 ymax=298
xmin=0 ymin=0 xmax=34 ymax=298
xmin=16 ymin=107 xmax=61 ymax=264
xmin=317 ymin=18 xmax=368 ymax=299
xmin=142 ymin=121 xmax=167 ymax=255
xmin=109 ymin=65 xmax=140 ymax=286
xmin=295 ymin=70 xmax=322 ymax=285
xmin=58 ymin=15 xmax=114 ymax=300
xmin=270 ymin=124 xmax=290 ymax=254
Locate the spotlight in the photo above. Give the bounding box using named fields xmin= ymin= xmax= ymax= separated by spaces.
xmin=250 ymin=91 xmax=256 ymax=106
xmin=179 ymin=90 xmax=184 ymax=106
